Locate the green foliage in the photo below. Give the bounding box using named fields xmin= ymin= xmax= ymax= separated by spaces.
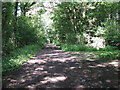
xmin=103 ymin=20 xmax=120 ymax=49
xmin=16 ymin=16 xmax=40 ymax=47
xmin=58 ymin=43 xmax=120 ymax=60
xmin=99 ymin=45 xmax=118 ymax=51
xmin=2 ymin=2 xmax=15 ymax=54
xmin=58 ymin=43 xmax=97 ymax=52
xmin=2 ymin=2 xmax=120 ymax=73
xmin=2 ymin=2 xmax=47 ymax=73
xmin=52 ymin=2 xmax=119 ymax=45
xmin=97 ymin=51 xmax=120 ymax=60
xmin=58 ymin=43 xmax=119 ymax=52
xmin=2 ymin=44 xmax=43 ymax=72
xmin=2 ymin=15 xmax=46 ymax=55
xmin=2 ymin=2 xmax=46 ymax=55
xmin=54 ymin=2 xmax=86 ymax=43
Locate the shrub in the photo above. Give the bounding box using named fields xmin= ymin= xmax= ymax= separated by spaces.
xmin=103 ymin=20 xmax=120 ymax=48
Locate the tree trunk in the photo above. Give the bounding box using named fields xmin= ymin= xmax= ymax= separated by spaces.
xmin=14 ymin=1 xmax=19 ymax=48
xmin=14 ymin=1 xmax=18 ymax=19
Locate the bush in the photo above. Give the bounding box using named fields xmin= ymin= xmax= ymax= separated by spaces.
xmin=2 ymin=15 xmax=46 ymax=56
xmin=103 ymin=20 xmax=120 ymax=48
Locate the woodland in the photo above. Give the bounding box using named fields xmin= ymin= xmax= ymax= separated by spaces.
xmin=2 ymin=1 xmax=120 ymax=88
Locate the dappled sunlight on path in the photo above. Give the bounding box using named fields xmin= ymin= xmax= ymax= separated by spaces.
xmin=3 ymin=44 xmax=119 ymax=89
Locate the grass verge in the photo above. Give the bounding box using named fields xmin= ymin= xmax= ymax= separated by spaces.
xmin=96 ymin=51 xmax=120 ymax=61
xmin=56 ymin=43 xmax=120 ymax=61
xmin=58 ymin=43 xmax=97 ymax=52
xmin=2 ymin=44 xmax=43 ymax=73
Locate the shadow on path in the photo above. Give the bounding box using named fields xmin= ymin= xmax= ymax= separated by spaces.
xmin=2 ymin=44 xmax=119 ymax=89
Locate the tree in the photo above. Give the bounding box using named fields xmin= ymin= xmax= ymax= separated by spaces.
xmin=20 ymin=2 xmax=36 ymax=16
xmin=51 ymin=2 xmax=120 ymax=46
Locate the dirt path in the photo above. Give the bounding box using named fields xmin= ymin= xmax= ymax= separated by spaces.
xmin=2 ymin=44 xmax=119 ymax=89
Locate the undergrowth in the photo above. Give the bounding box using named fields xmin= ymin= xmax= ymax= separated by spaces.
xmin=58 ymin=43 xmax=97 ymax=52
xmin=96 ymin=51 xmax=120 ymax=60
xmin=56 ymin=43 xmax=120 ymax=60
xmin=2 ymin=44 xmax=43 ymax=73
